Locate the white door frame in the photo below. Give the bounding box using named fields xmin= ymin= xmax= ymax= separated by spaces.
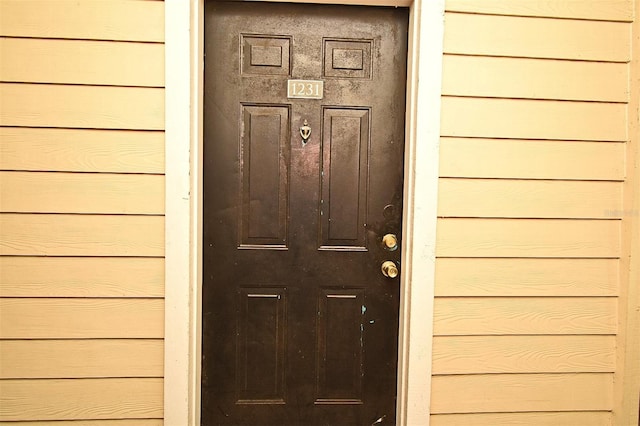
xmin=164 ymin=0 xmax=444 ymax=424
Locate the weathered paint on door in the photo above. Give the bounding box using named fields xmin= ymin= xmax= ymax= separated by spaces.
xmin=201 ymin=2 xmax=408 ymax=424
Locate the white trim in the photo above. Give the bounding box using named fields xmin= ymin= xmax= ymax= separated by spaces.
xmin=397 ymin=1 xmax=444 ymax=423
xmin=164 ymin=1 xmax=193 ymax=425
xmin=164 ymin=1 xmax=444 ymax=424
xmin=191 ymin=1 xmax=205 ymax=425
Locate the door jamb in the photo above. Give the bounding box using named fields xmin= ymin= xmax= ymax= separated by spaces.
xmin=164 ymin=0 xmax=445 ymax=424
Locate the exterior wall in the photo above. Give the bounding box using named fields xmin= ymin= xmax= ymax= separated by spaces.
xmin=0 ymin=1 xmax=165 ymax=423
xmin=432 ymin=1 xmax=634 ymax=425
xmin=2 ymin=0 xmax=639 ymax=425
xmin=615 ymin=0 xmax=640 ymax=424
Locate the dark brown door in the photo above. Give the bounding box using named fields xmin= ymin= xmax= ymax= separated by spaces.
xmin=202 ymin=2 xmax=408 ymax=425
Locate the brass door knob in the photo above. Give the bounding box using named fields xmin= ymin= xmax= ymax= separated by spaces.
xmin=381 ymin=261 xmax=398 ymax=278
xmin=382 ymin=233 xmax=398 ymax=251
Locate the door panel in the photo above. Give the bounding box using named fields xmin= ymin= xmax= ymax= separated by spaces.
xmin=203 ymin=2 xmax=408 ymax=425
xmin=240 ymin=104 xmax=290 ymax=248
xmin=236 ymin=287 xmax=286 ymax=402
xmin=316 ymin=288 xmax=365 ymax=402
xmin=321 ymin=107 xmax=370 ymax=249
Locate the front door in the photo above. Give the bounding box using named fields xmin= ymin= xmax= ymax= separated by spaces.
xmin=202 ymin=2 xmax=408 ymax=424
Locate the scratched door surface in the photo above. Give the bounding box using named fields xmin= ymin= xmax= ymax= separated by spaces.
xmin=202 ymin=2 xmax=408 ymax=425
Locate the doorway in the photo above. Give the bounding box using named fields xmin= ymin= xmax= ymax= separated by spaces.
xmin=202 ymin=2 xmax=409 ymax=424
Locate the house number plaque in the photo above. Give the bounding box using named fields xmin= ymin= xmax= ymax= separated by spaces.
xmin=287 ymin=79 xmax=324 ymax=99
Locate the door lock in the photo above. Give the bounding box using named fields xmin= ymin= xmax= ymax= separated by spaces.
xmin=382 ymin=233 xmax=398 ymax=251
xmin=381 ymin=261 xmax=398 ymax=278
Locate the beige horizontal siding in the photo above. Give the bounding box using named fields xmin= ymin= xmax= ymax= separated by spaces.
xmin=444 ymin=13 xmax=631 ymax=61
xmin=0 ymin=339 xmax=163 ymax=379
xmin=0 ymin=127 xmax=164 ymax=173
xmin=0 ymin=421 xmax=163 ymax=426
xmin=0 ymin=38 xmax=164 ymax=87
xmin=441 ymin=97 xmax=627 ymax=141
xmin=442 ymin=55 xmax=629 ymax=102
xmin=0 ymin=172 xmax=165 ymax=214
xmin=430 ymin=411 xmax=612 ymax=426
xmin=435 ymin=258 xmax=618 ymax=297
xmin=0 ymin=1 xmax=164 ymax=42
xmin=0 ymin=378 xmax=163 ymax=421
xmin=0 ymin=298 xmax=164 ymax=339
xmin=433 ymin=335 xmax=616 ymax=374
xmin=433 ymin=297 xmax=617 ymax=335
xmin=617 ymin=0 xmax=640 ymax=422
xmin=438 ymin=179 xmax=622 ymax=219
xmin=0 ymin=84 xmax=164 ymax=130
xmin=0 ymin=214 xmax=164 ymax=256
xmin=439 ymin=138 xmax=625 ymax=181
xmin=431 ymin=373 xmax=613 ymax=414
xmin=445 ymin=0 xmax=633 ymax=21
xmin=434 ymin=5 xmax=629 ymax=422
xmin=0 ymin=257 xmax=164 ymax=298
xmin=0 ymin=0 xmax=166 ymax=423
xmin=436 ymin=218 xmax=620 ymax=258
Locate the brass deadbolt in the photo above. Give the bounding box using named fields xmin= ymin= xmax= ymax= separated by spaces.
xmin=382 ymin=233 xmax=398 ymax=251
